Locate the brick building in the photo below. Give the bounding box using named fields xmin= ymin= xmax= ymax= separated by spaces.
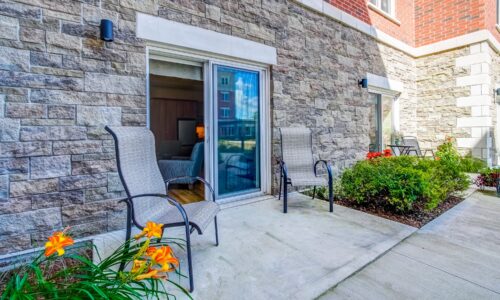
xmin=0 ymin=0 xmax=499 ymax=256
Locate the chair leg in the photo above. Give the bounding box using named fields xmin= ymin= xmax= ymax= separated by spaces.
xmin=283 ymin=179 xmax=288 ymax=214
xmin=328 ymin=180 xmax=333 ymax=213
xmin=185 ymin=224 xmax=194 ymax=293
xmin=278 ymin=168 xmax=283 ymax=200
xmin=214 ymin=216 xmax=219 ymax=246
xmin=312 ymin=186 xmax=316 ymax=199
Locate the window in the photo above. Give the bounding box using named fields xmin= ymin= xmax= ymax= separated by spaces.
xmin=369 ymin=0 xmax=395 ymax=17
xmin=221 ymin=76 xmax=229 ymax=86
xmin=220 ymin=125 xmax=235 ymax=137
xmin=221 ymin=91 xmax=229 ymax=102
xmin=220 ymin=107 xmax=230 ymax=118
xmin=245 ymin=125 xmax=254 ymax=137
xmin=497 ymin=0 xmax=500 ymax=24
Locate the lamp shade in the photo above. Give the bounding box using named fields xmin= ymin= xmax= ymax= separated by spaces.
xmin=100 ymin=19 xmax=114 ymax=42
xmin=196 ymin=124 xmax=205 ymax=139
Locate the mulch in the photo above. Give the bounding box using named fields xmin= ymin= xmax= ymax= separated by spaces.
xmin=334 ymin=195 xmax=464 ymax=228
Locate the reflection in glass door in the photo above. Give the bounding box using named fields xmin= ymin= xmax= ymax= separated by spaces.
xmin=214 ymin=65 xmax=260 ymax=197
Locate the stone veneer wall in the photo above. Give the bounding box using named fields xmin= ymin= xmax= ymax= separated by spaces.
xmin=416 ymin=42 xmax=499 ymax=163
xmin=0 ymin=0 xmax=416 ymax=255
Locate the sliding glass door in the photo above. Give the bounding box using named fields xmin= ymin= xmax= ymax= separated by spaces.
xmin=213 ymin=65 xmax=261 ymax=197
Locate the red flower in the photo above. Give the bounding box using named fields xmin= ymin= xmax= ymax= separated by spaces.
xmin=383 ymin=149 xmax=392 ymax=157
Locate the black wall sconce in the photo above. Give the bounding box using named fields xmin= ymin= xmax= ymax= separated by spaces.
xmin=496 ymin=88 xmax=500 ymax=96
xmin=358 ymin=78 xmax=368 ymax=89
xmin=100 ymin=19 xmax=114 ymax=42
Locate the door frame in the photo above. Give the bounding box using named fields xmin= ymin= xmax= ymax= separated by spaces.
xmin=145 ymin=44 xmax=272 ymax=202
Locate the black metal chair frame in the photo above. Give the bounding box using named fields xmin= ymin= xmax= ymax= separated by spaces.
xmin=107 ymin=127 xmax=218 ymax=293
xmin=277 ymin=130 xmax=334 ymax=213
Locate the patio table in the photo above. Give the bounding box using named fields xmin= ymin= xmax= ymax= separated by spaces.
xmin=387 ymin=144 xmax=413 ymax=156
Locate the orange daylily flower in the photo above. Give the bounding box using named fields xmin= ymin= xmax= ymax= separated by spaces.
xmin=135 ymin=268 xmax=167 ymax=280
xmin=44 ymin=228 xmax=74 ymax=257
xmin=134 ymin=221 xmax=163 ymax=240
xmin=146 ymin=246 xmax=179 ymax=272
xmin=131 ymin=259 xmax=147 ymax=273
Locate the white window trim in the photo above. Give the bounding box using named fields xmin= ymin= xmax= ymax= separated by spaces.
xmin=367 ymin=0 xmax=400 ymax=25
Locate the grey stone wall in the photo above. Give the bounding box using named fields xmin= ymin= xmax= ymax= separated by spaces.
xmin=0 ymin=0 xmax=416 ymax=255
xmin=415 ymin=47 xmax=470 ymax=151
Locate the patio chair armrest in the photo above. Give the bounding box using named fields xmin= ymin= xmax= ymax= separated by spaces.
xmin=121 ymin=193 xmax=189 ymax=228
xmin=314 ymin=160 xmax=333 ymax=180
xmin=165 ymin=176 xmax=216 ymax=202
xmin=277 ymin=159 xmax=288 ymax=179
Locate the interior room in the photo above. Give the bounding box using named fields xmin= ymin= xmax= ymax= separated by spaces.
xmin=149 ymin=59 xmax=205 ymax=203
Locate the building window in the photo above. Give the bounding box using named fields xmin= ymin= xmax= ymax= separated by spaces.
xmin=220 ymin=125 xmax=235 ymax=137
xmin=369 ymin=0 xmax=395 ymax=17
xmin=221 ymin=76 xmax=229 ymax=86
xmin=221 ymin=91 xmax=229 ymax=102
xmin=220 ymin=107 xmax=230 ymax=118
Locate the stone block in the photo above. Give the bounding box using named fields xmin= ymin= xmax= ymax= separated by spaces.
xmin=0 ymin=71 xmax=84 ymax=91
xmin=30 ymin=155 xmax=71 ymax=179
xmin=48 ymin=105 xmax=76 ymax=119
xmin=71 ymin=159 xmax=116 ymax=175
xmin=19 ymin=26 xmax=45 ymax=44
xmin=77 ymin=106 xmax=121 ymax=126
xmin=120 ymin=0 xmax=157 ymax=13
xmin=5 ymin=103 xmax=46 ymax=118
xmin=59 ymin=174 xmax=107 ymax=191
xmin=9 ymin=178 xmax=58 ymax=197
xmin=0 ymin=158 xmax=29 ymax=175
xmin=30 ymin=190 xmax=85 ymax=209
xmin=107 ymin=172 xmax=124 ymax=192
xmin=0 ymin=192 xmax=32 ymax=214
xmin=106 ymin=94 xmax=146 ymax=108
xmin=0 ymin=118 xmax=20 ymax=141
xmin=206 ymin=5 xmax=221 ymax=21
xmin=122 ymin=113 xmax=145 ymax=126
xmin=0 ymin=1 xmax=41 ymax=20
xmin=0 ymin=15 xmax=18 ymax=40
xmin=53 ymin=140 xmax=102 ymax=155
xmin=20 ymin=126 xmax=86 ymax=141
xmin=84 ymin=73 xmax=146 ymax=95
xmin=30 ymin=89 xmax=106 ymax=106
xmin=0 ymin=207 xmax=61 ymax=235
xmin=46 ymin=31 xmax=82 ymax=54
xmin=0 ymin=46 xmax=30 ymax=71
xmin=0 ymin=175 xmax=8 ymax=198
xmin=30 ymin=52 xmax=63 ymax=68
xmin=0 ymin=141 xmax=52 ymax=158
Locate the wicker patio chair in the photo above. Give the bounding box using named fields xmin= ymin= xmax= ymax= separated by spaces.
xmin=403 ymin=136 xmax=435 ymax=158
xmin=105 ymin=126 xmax=220 ymax=292
xmin=278 ymin=127 xmax=334 ymax=213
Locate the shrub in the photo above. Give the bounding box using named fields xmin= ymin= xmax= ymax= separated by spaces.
xmin=334 ymin=153 xmax=469 ymax=213
xmin=474 ymin=168 xmax=500 ymax=188
xmin=459 ymin=155 xmax=487 ymax=173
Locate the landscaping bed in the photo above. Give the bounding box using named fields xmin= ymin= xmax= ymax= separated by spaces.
xmin=306 ymin=138 xmax=483 ymax=228
xmin=334 ymin=195 xmax=464 ymax=228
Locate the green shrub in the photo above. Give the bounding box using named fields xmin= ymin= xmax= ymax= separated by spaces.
xmin=334 ymin=154 xmax=469 ymax=213
xmin=459 ymin=155 xmax=487 ymax=173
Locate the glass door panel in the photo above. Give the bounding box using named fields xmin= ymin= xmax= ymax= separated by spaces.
xmin=368 ymin=93 xmax=381 ymax=152
xmin=214 ymin=65 xmax=261 ymax=197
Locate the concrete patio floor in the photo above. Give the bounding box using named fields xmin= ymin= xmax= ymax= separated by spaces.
xmin=320 ymin=191 xmax=500 ymax=299
xmin=94 ymin=193 xmax=415 ymax=299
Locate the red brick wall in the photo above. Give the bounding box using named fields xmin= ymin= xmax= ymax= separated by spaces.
xmin=485 ymin=0 xmax=500 ymax=41
xmin=327 ymin=0 xmax=416 ymax=45
xmin=326 ymin=0 xmax=500 ymax=47
xmin=415 ymin=0 xmax=487 ymax=46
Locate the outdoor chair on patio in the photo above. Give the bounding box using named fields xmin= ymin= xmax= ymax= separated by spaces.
xmin=158 ymin=142 xmax=204 ymax=187
xmin=105 ymin=126 xmax=220 ymax=293
xmin=278 ymin=127 xmax=334 ymax=213
xmin=403 ymin=136 xmax=435 ymax=158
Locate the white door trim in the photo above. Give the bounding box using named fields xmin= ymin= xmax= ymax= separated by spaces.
xmin=145 ymin=46 xmax=272 ymax=201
